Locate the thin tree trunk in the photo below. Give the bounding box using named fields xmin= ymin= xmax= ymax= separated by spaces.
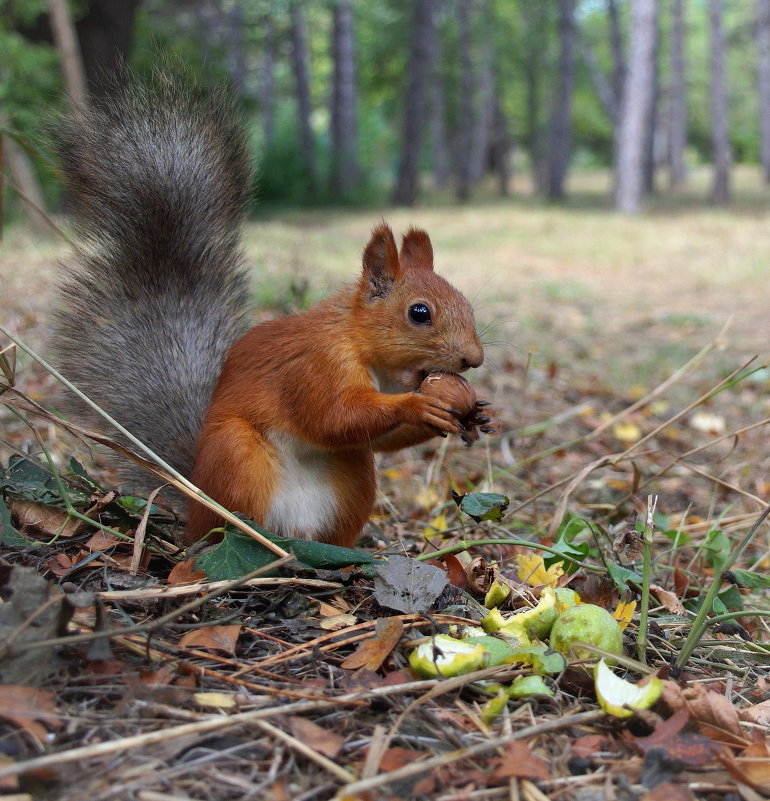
xmin=289 ymin=1 xmax=317 ymax=193
xmin=427 ymin=0 xmax=451 ymax=188
xmin=521 ymin=3 xmax=547 ymax=193
xmin=330 ymin=0 xmax=359 ymax=196
xmin=668 ymin=0 xmax=687 ymax=187
xmin=259 ymin=15 xmax=277 ymax=145
xmin=580 ymin=32 xmax=617 ymax=124
xmin=455 ymin=0 xmax=475 ymax=201
xmin=613 ymin=0 xmax=658 ymax=214
xmin=3 ymin=134 xmax=52 ymax=236
xmin=490 ymin=91 xmax=512 ymax=196
xmin=392 ymin=0 xmax=434 ymax=206
xmin=608 ymin=0 xmax=626 ymax=112
xmin=757 ymin=0 xmax=770 ymax=182
xmin=709 ymin=0 xmax=730 ymax=205
xmin=642 ymin=12 xmax=660 ymax=195
xmin=544 ymin=0 xmax=576 ymax=200
xmin=47 ymin=0 xmax=88 ymax=108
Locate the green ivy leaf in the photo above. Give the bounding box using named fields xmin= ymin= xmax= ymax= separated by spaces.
xmin=196 ymin=529 xmax=374 ymax=581
xmin=704 ymin=529 xmax=731 ymax=568
xmin=451 ymin=491 xmax=509 ymax=522
xmin=727 ymin=569 xmax=770 ymax=589
xmin=0 ymin=497 xmax=36 ymax=547
xmin=607 ymin=562 xmax=643 ymax=593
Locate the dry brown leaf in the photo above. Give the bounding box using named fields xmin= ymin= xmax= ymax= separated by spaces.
xmin=85 ymin=530 xmax=123 ymax=551
xmin=649 ymin=584 xmax=686 ymax=615
xmin=319 ymin=613 xmax=357 ymax=631
xmin=492 ymin=741 xmax=550 ymax=781
xmin=640 ymin=781 xmax=696 ymax=801
xmin=739 ymin=699 xmax=770 ymax=726
xmin=10 ymin=499 xmax=82 ymax=539
xmin=718 ymin=737 xmax=770 ymax=793
xmin=631 ymin=708 xmax=716 ymax=766
xmin=340 ymin=617 xmax=404 ymax=672
xmin=46 ymin=553 xmax=75 ymax=577
xmin=287 ymin=716 xmax=344 ymax=759
xmin=571 ymin=734 xmax=611 ymax=759
xmin=660 ymin=681 xmax=748 ymax=747
xmin=0 ymin=686 xmax=62 ymax=744
xmin=167 ymin=557 xmax=206 ymax=584
xmin=178 ymin=625 xmax=242 ymax=655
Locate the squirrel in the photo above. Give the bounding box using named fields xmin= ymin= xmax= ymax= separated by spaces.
xmin=51 ymin=73 xmax=488 ymax=549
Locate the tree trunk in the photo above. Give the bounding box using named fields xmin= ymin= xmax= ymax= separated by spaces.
xmin=391 ymin=0 xmax=434 ymax=206
xmin=613 ymin=0 xmax=658 ymax=214
xmin=259 ymin=15 xmax=277 ymax=145
xmin=3 ymin=134 xmax=52 ymax=236
xmin=455 ymin=0 xmax=475 ymax=201
xmin=490 ymin=91 xmax=512 ymax=196
xmin=544 ymin=0 xmax=576 ymax=200
xmin=581 ymin=32 xmax=617 ymax=124
xmin=289 ymin=1 xmax=317 ymax=194
xmin=427 ymin=0 xmax=451 ymax=188
xmin=521 ymin=3 xmax=548 ymax=193
xmin=47 ymin=0 xmax=88 ymax=108
xmin=709 ymin=0 xmax=730 ymax=205
xmin=642 ymin=12 xmax=660 ymax=195
xmin=330 ymin=0 xmax=359 ymax=196
xmin=668 ymin=0 xmax=687 ymax=187
xmin=608 ymin=0 xmax=626 ymax=113
xmin=757 ymin=0 xmax=770 ymax=182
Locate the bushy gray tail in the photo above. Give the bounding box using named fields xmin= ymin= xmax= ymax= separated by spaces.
xmin=51 ymin=72 xmax=251 ymax=487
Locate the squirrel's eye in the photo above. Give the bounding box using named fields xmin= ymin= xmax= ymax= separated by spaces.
xmin=408 ymin=303 xmax=431 ymax=325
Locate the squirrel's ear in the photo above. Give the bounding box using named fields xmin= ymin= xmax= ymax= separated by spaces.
xmin=399 ymin=228 xmax=434 ymax=271
xmin=362 ymin=223 xmax=401 ymax=298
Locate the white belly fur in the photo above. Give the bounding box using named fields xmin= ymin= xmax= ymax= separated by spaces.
xmin=265 ymin=431 xmax=338 ymax=539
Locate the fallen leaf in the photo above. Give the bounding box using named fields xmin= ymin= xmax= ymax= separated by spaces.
xmin=613 ymin=600 xmax=636 ymax=631
xmin=515 ymin=553 xmax=564 ymax=588
xmin=0 ymin=686 xmax=62 ymax=744
xmin=194 ymin=692 xmax=237 ymax=710
xmin=423 ymin=512 xmax=448 ymax=538
xmin=571 ymin=734 xmax=611 ymax=759
xmin=612 ymin=420 xmax=642 ymax=443
xmin=649 ymin=584 xmax=686 ymax=615
xmin=341 ymin=617 xmax=404 ymax=672
xmin=85 ymin=530 xmax=122 ymax=552
xmin=8 ymin=499 xmax=82 ymax=539
xmin=631 ymin=709 xmax=716 ymax=766
xmin=640 ymin=781 xmax=696 ymax=801
xmin=168 ymin=558 xmax=206 ymax=584
xmin=179 ymin=625 xmax=242 ymax=655
xmin=718 ymin=737 xmax=770 ymax=793
xmin=373 ymin=555 xmax=448 ymax=614
xmin=287 ymin=717 xmax=344 ymax=758
xmin=739 ymin=699 xmax=770 ymax=726
xmin=660 ymin=682 xmax=748 ymax=747
xmin=319 ymin=613 xmax=358 ymax=631
xmin=443 ymin=553 xmax=467 ymax=589
xmin=492 ymin=741 xmax=549 ymax=781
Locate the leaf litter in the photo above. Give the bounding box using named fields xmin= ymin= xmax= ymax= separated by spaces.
xmin=0 ymin=313 xmax=769 ymax=799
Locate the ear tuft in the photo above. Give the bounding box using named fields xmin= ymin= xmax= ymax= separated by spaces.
xmin=399 ymin=228 xmax=434 ymax=271
xmin=362 ymin=222 xmax=401 ymax=298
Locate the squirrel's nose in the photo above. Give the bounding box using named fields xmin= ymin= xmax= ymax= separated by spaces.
xmin=461 ymin=344 xmax=484 ymax=370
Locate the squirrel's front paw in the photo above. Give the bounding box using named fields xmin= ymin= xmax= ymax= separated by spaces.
xmin=406 ymin=393 xmax=461 ymax=436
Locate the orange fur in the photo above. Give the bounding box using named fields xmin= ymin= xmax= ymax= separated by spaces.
xmin=185 ymin=224 xmax=483 ymax=546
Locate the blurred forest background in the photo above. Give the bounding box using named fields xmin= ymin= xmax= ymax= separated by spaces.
xmin=4 ymin=0 xmax=770 ymax=222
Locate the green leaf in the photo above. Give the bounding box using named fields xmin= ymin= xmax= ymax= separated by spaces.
xmin=196 ymin=529 xmax=374 ymax=581
xmin=0 ymin=497 xmax=36 ymax=547
xmin=607 ymin=562 xmax=643 ymax=593
xmin=727 ymin=569 xmax=770 ymax=589
xmin=196 ymin=531 xmax=281 ymax=580
xmin=704 ymin=529 xmax=731 ymax=568
xmin=452 ymin=491 xmax=509 ymax=522
xmin=1 ymin=455 xmax=59 ymax=503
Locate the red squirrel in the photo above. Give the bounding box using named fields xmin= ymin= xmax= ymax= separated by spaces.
xmin=52 ymin=73 xmax=487 ymax=548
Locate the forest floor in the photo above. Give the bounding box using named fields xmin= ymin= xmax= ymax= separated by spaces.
xmin=1 ymin=168 xmax=770 ymax=800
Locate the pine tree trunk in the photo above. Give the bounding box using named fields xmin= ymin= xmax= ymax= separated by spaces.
xmin=709 ymin=0 xmax=730 ymax=205
xmin=642 ymin=13 xmax=660 ymax=195
xmin=521 ymin=3 xmax=547 ymax=193
xmin=490 ymin=91 xmax=512 ymax=196
xmin=391 ymin=0 xmax=434 ymax=206
xmin=757 ymin=0 xmax=770 ymax=182
xmin=608 ymin=0 xmax=626 ymax=113
xmin=455 ymin=0 xmax=475 ymax=202
xmin=259 ymin=15 xmax=277 ymax=145
xmin=47 ymin=0 xmax=88 ymax=108
xmin=289 ymin=1 xmax=317 ymax=193
xmin=613 ymin=0 xmax=658 ymax=214
xmin=330 ymin=0 xmax=359 ymax=196
xmin=544 ymin=0 xmax=576 ymax=200
xmin=668 ymin=0 xmax=687 ymax=187
xmin=427 ymin=0 xmax=451 ymax=188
